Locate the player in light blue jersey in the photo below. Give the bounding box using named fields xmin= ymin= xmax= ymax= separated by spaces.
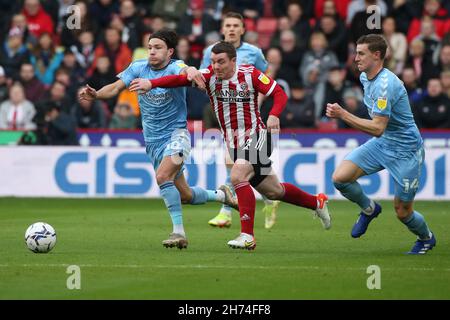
xmin=79 ymin=30 xmax=238 ymax=249
xmin=326 ymin=34 xmax=435 ymax=254
xmin=200 ymin=12 xmax=281 ymax=230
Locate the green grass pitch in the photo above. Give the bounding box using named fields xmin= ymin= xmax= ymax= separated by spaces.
xmin=0 ymin=198 xmax=449 ymax=299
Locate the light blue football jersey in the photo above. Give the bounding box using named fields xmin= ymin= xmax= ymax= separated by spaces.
xmin=117 ymin=59 xmax=188 ymax=143
xmin=360 ymin=68 xmax=423 ymax=150
xmin=200 ymin=42 xmax=268 ymax=71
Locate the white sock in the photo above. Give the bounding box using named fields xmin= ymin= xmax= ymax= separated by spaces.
xmin=219 ymin=207 xmax=232 ymax=217
xmin=173 ymin=224 xmax=185 ymax=237
xmin=362 ymin=200 xmax=375 ymax=215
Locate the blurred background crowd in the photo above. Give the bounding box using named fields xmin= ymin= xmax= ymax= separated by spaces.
xmin=0 ymin=0 xmax=449 ymax=145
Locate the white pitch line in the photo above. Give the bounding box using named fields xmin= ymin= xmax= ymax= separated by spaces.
xmin=0 ymin=264 xmax=448 ymax=272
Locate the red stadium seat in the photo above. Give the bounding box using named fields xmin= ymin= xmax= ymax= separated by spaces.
xmin=256 ymin=17 xmax=277 ymax=49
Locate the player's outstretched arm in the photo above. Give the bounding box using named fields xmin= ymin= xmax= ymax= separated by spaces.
xmin=326 ymin=103 xmax=388 ymax=137
xmin=129 ymin=75 xmax=193 ymax=93
xmin=79 ymin=80 xmax=126 ymax=101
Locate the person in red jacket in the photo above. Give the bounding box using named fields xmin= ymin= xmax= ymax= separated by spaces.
xmin=128 ymin=41 xmax=332 ymax=250
xmin=407 ymin=0 xmax=450 ymax=42
xmin=22 ymin=0 xmax=54 ymax=38
xmin=89 ymin=27 xmax=132 ymax=76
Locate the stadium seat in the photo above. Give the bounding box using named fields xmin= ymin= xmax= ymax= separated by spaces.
xmin=256 ymin=17 xmax=277 ymax=49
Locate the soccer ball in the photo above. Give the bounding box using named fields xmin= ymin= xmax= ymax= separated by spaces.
xmin=25 ymin=222 xmax=57 ymax=253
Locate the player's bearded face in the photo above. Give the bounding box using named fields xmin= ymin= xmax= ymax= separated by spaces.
xmin=148 ymin=38 xmax=172 ymax=68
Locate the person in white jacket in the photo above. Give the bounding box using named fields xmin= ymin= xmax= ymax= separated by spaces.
xmin=0 ymin=82 xmax=36 ymax=130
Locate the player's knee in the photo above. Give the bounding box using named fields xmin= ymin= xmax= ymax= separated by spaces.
xmin=156 ymin=172 xmax=171 ymax=186
xmin=265 ymin=189 xmax=282 ymax=201
xmin=394 ymin=202 xmax=413 ymax=220
xmin=230 ymin=172 xmax=244 ymax=186
xmin=333 ymin=179 xmax=350 ymax=191
xmin=332 ymin=172 xmax=348 ymax=186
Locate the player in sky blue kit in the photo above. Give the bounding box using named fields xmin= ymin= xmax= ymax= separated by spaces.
xmin=326 ymin=34 xmax=436 ymax=254
xmin=79 ymin=29 xmax=238 ymax=250
xmin=201 ymin=12 xmax=281 ymax=230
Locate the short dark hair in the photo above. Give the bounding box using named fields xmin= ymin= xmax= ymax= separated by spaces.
xmin=149 ymin=29 xmax=178 ymax=50
xmin=211 ymin=41 xmax=237 ymax=60
xmin=356 ymin=34 xmax=388 ymax=60
xmin=222 ymin=11 xmax=244 ymax=25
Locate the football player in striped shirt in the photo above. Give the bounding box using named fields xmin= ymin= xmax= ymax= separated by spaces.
xmin=129 ymin=41 xmax=332 ymax=250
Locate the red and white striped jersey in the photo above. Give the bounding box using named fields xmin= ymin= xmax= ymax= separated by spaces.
xmin=201 ymin=65 xmax=278 ymax=148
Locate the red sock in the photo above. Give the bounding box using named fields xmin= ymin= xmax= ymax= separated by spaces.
xmin=234 ymin=182 xmax=256 ymax=235
xmin=281 ymin=183 xmax=317 ymax=210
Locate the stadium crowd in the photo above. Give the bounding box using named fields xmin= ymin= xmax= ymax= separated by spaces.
xmin=0 ymin=0 xmax=449 ymax=145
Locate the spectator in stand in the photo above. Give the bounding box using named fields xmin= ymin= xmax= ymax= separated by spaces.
xmin=177 ymin=0 xmax=219 ymax=58
xmin=437 ymin=43 xmax=450 ymax=71
xmin=18 ymin=63 xmax=47 ymax=103
xmin=316 ymin=14 xmax=349 ymax=64
xmin=300 ymin=31 xmax=339 ymax=119
xmin=30 ymin=32 xmax=64 ymax=85
xmin=278 ymin=30 xmax=303 ymax=84
xmin=9 ymin=13 xmax=38 ymax=48
xmin=149 ymin=15 xmax=167 ymax=33
xmin=151 ymin=0 xmax=188 ymax=28
xmin=175 ymin=37 xmax=201 ymax=68
xmin=89 ymin=27 xmax=132 ymax=76
xmin=440 ymin=70 xmax=450 ymax=97
xmin=89 ymin=0 xmax=119 ymax=29
xmin=61 ymin=1 xmax=99 ymax=48
xmin=407 ymin=0 xmax=450 ymax=43
xmin=118 ymin=0 xmax=145 ymax=51
xmin=401 ymin=66 xmax=425 ymax=104
xmin=413 ymin=16 xmax=442 ymax=62
xmin=287 ymin=2 xmax=312 ymax=49
xmin=383 ymin=16 xmax=408 ymax=75
xmin=315 ymin=0 xmax=351 ymax=21
xmin=87 ymin=56 xmax=118 ymax=112
xmin=22 ymin=0 xmax=55 ymax=38
xmin=224 ymin=0 xmax=264 ymax=22
xmin=0 ymin=66 xmax=8 ymax=102
xmin=406 ymin=38 xmax=440 ymax=87
xmin=72 ymin=87 xmax=107 ymax=128
xmin=61 ymin=49 xmax=86 ymax=88
xmin=71 ymin=30 xmax=96 ymax=72
xmin=280 ymin=81 xmax=316 ymax=128
xmin=109 ymin=103 xmax=137 ymax=129
xmin=322 ymin=66 xmax=350 ymax=118
xmin=0 ymin=27 xmax=30 ymax=80
xmin=273 ymin=0 xmax=315 ymax=19
xmin=35 ymin=80 xmax=71 ymax=115
xmin=0 ymin=82 xmax=36 ymax=130
xmin=349 ymin=0 xmax=384 ymax=43
xmin=269 ymin=16 xmax=292 ymax=48
xmin=265 ymin=47 xmax=291 ymax=96
xmin=391 ymin=0 xmax=423 ymax=35
xmin=337 ymin=87 xmax=369 ymax=129
xmin=413 ymin=77 xmax=450 ymax=128
xmin=38 ymin=103 xmax=78 ymax=145
xmin=204 ymin=31 xmax=221 ymax=47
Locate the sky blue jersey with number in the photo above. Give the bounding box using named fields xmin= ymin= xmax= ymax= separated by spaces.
xmin=360 ymin=68 xmax=423 ymax=150
xmin=200 ymin=42 xmax=268 ymax=71
xmin=117 ymin=59 xmax=188 ymax=143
